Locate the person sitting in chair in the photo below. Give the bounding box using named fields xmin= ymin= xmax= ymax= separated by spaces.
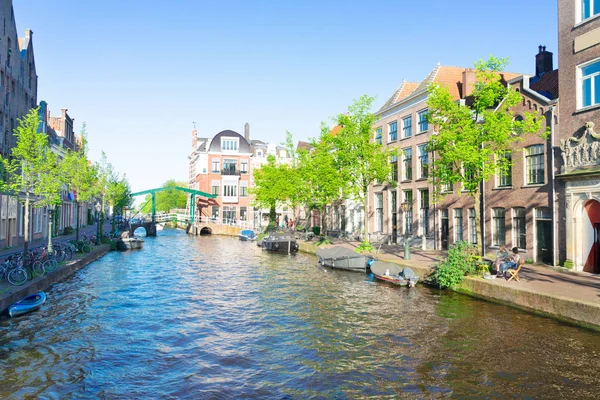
xmin=499 ymin=247 xmax=520 ymax=277
xmin=494 ymin=245 xmax=509 ymax=273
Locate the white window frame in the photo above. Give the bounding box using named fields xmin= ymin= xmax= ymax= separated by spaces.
xmin=388 ymin=121 xmax=398 ymax=142
xmin=417 ymin=109 xmax=428 ymax=133
xmin=577 ymin=57 xmax=600 ymax=110
xmin=576 ymin=0 xmax=600 ymax=24
xmin=453 ymin=208 xmax=463 ymax=243
xmin=221 ymin=137 xmax=239 ymax=152
xmin=402 ymin=115 xmax=412 ymax=138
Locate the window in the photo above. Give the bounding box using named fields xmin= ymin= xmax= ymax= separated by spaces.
xmin=211 ymin=184 xmax=219 ymax=196
xmin=240 ymin=207 xmax=247 ymax=221
xmin=420 ymin=189 xmax=429 ymax=236
xmin=223 ymin=185 xmax=237 ymax=197
xmin=240 ymin=161 xmax=248 ymax=173
xmin=375 ymin=128 xmax=383 ymax=144
xmin=580 ymin=59 xmax=600 ymax=108
xmin=402 ymin=116 xmax=412 ymax=138
xmin=513 ymin=115 xmax=524 ymax=135
xmin=492 ymin=208 xmax=506 ymax=246
xmin=526 ymin=145 xmax=544 ymax=184
xmin=212 ymin=160 xmax=220 ymax=173
xmin=454 ymin=209 xmax=463 ymax=242
xmin=211 ymin=206 xmax=219 ymax=219
xmin=442 ymin=182 xmax=453 ymax=193
xmin=497 ymin=152 xmax=512 ymax=187
xmin=388 ymin=121 xmax=397 ymax=142
xmin=402 ymin=147 xmax=412 ymax=181
xmin=222 ymin=206 xmax=236 ymax=223
xmin=403 ymin=190 xmax=413 ymax=235
xmin=223 ymin=159 xmax=237 ymax=175
xmin=240 ymin=186 xmax=248 ymax=197
xmin=375 ymin=193 xmax=383 ymax=232
xmin=418 ymin=144 xmax=428 ymax=179
xmin=390 ymin=154 xmax=398 ymax=182
xmin=469 ymin=208 xmax=477 ymax=244
xmin=222 ymin=139 xmax=238 ymax=151
xmin=581 ymin=0 xmax=600 ymax=21
xmin=418 ymin=109 xmax=428 ymax=133
xmin=513 ymin=207 xmax=526 ymax=249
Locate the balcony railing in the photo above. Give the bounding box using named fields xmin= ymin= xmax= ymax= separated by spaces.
xmin=221 ymin=168 xmax=240 ymax=176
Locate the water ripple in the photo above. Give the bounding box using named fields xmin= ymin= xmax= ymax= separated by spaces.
xmin=1 ymin=229 xmax=599 ymax=399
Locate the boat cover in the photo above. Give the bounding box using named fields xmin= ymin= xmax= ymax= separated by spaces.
xmin=316 ymin=246 xmax=361 ymax=260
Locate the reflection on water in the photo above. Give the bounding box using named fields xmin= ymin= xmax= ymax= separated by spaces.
xmin=1 ymin=229 xmax=599 ymax=399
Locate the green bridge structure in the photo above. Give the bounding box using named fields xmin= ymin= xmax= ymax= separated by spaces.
xmin=129 ymin=186 xmax=217 ymax=236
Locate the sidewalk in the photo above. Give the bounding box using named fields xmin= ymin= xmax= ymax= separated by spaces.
xmin=0 ymin=221 xmax=113 ymax=259
xmin=302 ymin=237 xmax=600 ymax=330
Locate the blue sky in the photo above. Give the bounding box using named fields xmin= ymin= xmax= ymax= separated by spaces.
xmin=13 ymin=0 xmax=558 ymax=193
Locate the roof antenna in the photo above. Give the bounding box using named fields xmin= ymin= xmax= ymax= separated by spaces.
xmin=192 ymin=121 xmax=197 ymax=130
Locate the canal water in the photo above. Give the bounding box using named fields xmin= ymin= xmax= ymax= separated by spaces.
xmin=1 ymin=229 xmax=599 ymax=399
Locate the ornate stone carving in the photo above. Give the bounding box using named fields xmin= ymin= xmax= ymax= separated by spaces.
xmin=560 ymin=121 xmax=600 ymax=173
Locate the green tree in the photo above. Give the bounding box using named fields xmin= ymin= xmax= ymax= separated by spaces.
xmin=95 ymin=151 xmax=113 ymax=236
xmin=0 ymin=108 xmax=62 ymax=259
xmin=140 ymin=180 xmax=188 ymax=213
xmin=296 ymin=124 xmax=346 ymax=234
xmin=427 ymin=56 xmax=544 ymax=250
xmin=107 ymin=173 xmax=132 ymax=232
xmin=329 ymin=95 xmax=393 ymax=241
xmin=60 ymin=124 xmax=98 ymax=240
xmin=250 ymin=155 xmax=296 ymax=230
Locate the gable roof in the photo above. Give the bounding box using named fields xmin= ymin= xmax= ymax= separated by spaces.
xmin=378 ymin=64 xmax=524 ymax=115
xmin=297 ymin=140 xmax=313 ymax=151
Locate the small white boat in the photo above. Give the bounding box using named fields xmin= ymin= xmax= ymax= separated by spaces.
xmin=156 ymin=223 xmax=165 ymax=231
xmin=117 ymin=237 xmax=145 ymax=251
xmin=9 ymin=292 xmax=47 ymax=317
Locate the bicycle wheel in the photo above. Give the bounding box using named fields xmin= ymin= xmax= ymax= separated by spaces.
xmin=7 ymin=268 xmax=28 ymax=286
xmin=55 ymin=249 xmax=65 ymax=263
xmin=32 ymin=261 xmax=45 ymax=276
xmin=0 ymin=265 xmax=6 ymax=280
xmin=43 ymin=259 xmax=58 ymax=273
xmin=82 ymin=244 xmax=92 ymax=254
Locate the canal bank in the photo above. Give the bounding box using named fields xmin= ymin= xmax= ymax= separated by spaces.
xmin=298 ymin=240 xmax=600 ymax=332
xmin=0 ymin=244 xmax=110 ymax=314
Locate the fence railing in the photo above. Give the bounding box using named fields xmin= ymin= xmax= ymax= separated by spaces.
xmin=152 ymin=213 xmax=254 ymax=230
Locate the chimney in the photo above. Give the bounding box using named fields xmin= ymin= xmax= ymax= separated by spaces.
xmin=535 ymin=45 xmax=553 ymax=76
xmin=244 ymin=123 xmax=250 ymax=143
xmin=462 ymin=68 xmax=476 ymax=98
xmin=25 ymin=29 xmax=33 ymax=39
xmin=191 ymin=127 xmax=197 ymax=149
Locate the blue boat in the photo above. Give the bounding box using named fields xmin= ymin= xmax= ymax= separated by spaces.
xmin=238 ymin=229 xmax=257 ymax=241
xmin=8 ymin=292 xmax=47 ymax=317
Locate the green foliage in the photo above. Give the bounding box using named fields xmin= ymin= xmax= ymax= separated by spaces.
xmin=433 ymin=241 xmax=478 ymax=289
xmin=0 ymin=108 xmax=63 ymax=257
xmin=251 ymin=155 xmax=298 ymax=225
xmin=427 ymin=56 xmax=546 ymax=246
xmin=107 ymin=174 xmax=132 ymax=215
xmin=355 ymin=240 xmax=374 ymax=253
xmin=63 ymin=226 xmax=74 ymax=235
xmin=328 ymin=95 xmax=394 ymax=238
xmin=563 ymin=260 xmax=574 ymax=269
xmin=525 ymin=258 xmax=533 ymax=264
xmin=264 ymin=222 xmax=277 ymax=232
xmin=140 ymin=179 xmax=188 ymax=213
xmin=312 ymin=226 xmax=321 ymax=236
xmin=315 ymin=237 xmax=331 ymax=246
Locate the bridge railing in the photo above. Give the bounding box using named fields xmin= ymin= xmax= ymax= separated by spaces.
xmin=153 ymin=213 xmax=255 ymax=230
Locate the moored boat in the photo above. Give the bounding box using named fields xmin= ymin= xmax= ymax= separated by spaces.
xmin=117 ymin=237 xmax=145 ymax=251
xmin=262 ymin=231 xmax=299 ymax=253
xmin=369 ymin=260 xmax=419 ymax=287
xmin=8 ymin=292 xmax=47 ymax=317
xmin=316 ymin=246 xmax=372 ymax=272
xmin=238 ymin=229 xmax=257 ymax=241
xmin=156 ymin=223 xmax=165 ymax=231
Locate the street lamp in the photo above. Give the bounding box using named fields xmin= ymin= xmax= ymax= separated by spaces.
xmin=400 ymin=201 xmax=413 ymax=260
xmin=47 ymin=204 xmax=55 ymax=255
xmin=95 ymin=202 xmax=102 ymax=245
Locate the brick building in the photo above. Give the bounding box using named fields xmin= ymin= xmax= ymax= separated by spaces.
xmin=556 ymin=0 xmax=600 ymax=273
xmin=0 ymin=0 xmax=39 ymax=249
xmin=189 ymin=127 xmax=253 ymax=223
xmin=372 ymin=54 xmax=558 ymax=263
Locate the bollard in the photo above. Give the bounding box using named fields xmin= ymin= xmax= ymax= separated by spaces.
xmin=422 ymin=235 xmax=427 ymax=250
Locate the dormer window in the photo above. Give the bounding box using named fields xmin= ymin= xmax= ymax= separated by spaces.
xmin=222 ymin=138 xmax=238 ymax=152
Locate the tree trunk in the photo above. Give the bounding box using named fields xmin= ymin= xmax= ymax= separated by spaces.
xmin=362 ymin=185 xmax=369 ymax=243
xmin=23 ymin=193 xmax=30 ymax=261
xmin=473 ymin=189 xmax=483 ymax=256
xmin=75 ymin=201 xmax=80 ymax=241
xmin=269 ymin=204 xmax=276 ymax=229
xmin=321 ymin=206 xmax=327 ymax=236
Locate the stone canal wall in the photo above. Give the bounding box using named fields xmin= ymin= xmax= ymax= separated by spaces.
xmin=0 ymin=244 xmax=110 ymax=314
xmin=297 ymin=241 xmax=600 ymax=332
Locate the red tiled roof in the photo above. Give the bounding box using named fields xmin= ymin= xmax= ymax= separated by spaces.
xmin=297 ymin=140 xmax=313 ymax=151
